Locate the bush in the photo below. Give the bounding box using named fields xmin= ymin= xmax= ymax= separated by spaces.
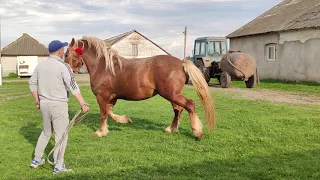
xmin=7 ymin=73 xmax=18 ymax=78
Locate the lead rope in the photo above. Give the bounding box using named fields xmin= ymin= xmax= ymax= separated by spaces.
xmin=47 ymin=109 xmax=88 ymax=166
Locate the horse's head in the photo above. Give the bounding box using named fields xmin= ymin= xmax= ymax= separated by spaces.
xmin=65 ymin=36 xmax=122 ymax=75
xmin=65 ymin=38 xmax=85 ymax=73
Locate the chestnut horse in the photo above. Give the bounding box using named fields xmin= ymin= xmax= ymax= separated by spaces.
xmin=65 ymin=36 xmax=215 ymax=140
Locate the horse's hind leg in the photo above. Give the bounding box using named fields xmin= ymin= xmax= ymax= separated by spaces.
xmin=108 ymin=98 xmax=132 ymax=124
xmin=166 ymin=94 xmax=203 ymax=140
xmin=165 ymin=103 xmax=183 ymax=134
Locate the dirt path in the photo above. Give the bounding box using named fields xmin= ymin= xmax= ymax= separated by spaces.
xmin=205 ymin=84 xmax=320 ymax=105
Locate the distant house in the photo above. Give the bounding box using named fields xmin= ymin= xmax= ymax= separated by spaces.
xmin=1 ymin=33 xmax=49 ymax=76
xmin=104 ymin=29 xmax=170 ymax=58
xmin=78 ymin=29 xmax=170 ymax=73
xmin=226 ymin=0 xmax=320 ymax=82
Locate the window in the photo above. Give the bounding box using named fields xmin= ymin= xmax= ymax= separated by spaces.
xmin=214 ymin=42 xmax=221 ymax=54
xmin=207 ymin=41 xmax=227 ymax=55
xmin=266 ymin=44 xmax=276 ymax=60
xmin=221 ymin=41 xmax=227 ymax=54
xmin=200 ymin=42 xmax=206 ymax=56
xmin=132 ymin=44 xmax=138 ymax=56
xmin=207 ymin=42 xmax=214 ymax=55
xmin=195 ymin=42 xmax=200 ymax=55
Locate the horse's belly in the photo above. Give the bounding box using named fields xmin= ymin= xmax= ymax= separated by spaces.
xmin=116 ymin=87 xmax=157 ymax=101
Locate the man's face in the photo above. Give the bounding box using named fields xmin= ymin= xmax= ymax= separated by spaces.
xmin=58 ymin=48 xmax=65 ymax=58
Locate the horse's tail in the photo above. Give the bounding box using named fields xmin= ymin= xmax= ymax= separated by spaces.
xmin=182 ymin=59 xmax=215 ymax=132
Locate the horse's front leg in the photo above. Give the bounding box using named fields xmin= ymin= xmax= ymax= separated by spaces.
xmin=108 ymin=98 xmax=132 ymax=124
xmin=93 ymin=96 xmax=110 ymax=138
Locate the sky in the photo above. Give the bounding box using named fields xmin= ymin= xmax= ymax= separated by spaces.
xmin=0 ymin=0 xmax=282 ymax=59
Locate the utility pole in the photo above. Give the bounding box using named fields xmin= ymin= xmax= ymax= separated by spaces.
xmin=183 ymin=26 xmax=187 ymax=60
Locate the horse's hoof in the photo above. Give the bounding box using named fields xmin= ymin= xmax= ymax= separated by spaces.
xmin=125 ymin=116 xmax=132 ymax=124
xmin=165 ymin=126 xmax=172 ymax=134
xmin=101 ymin=130 xmax=109 ymax=136
xmin=195 ymin=134 xmax=204 ymax=141
xmin=165 ymin=126 xmax=179 ymax=134
xmin=93 ymin=131 xmax=103 ymax=138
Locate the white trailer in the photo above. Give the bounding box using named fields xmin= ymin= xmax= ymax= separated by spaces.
xmin=17 ymin=56 xmax=38 ymax=77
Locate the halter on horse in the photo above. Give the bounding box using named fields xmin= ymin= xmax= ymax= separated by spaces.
xmin=65 ymin=36 xmax=215 ymax=141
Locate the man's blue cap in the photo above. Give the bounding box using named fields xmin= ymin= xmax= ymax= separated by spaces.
xmin=48 ymin=40 xmax=68 ymax=53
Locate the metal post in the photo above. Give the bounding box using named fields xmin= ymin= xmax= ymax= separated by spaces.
xmin=183 ymin=26 xmax=187 ymax=60
xmin=0 ymin=15 xmax=2 ymax=86
xmin=0 ymin=64 xmax=2 ymax=86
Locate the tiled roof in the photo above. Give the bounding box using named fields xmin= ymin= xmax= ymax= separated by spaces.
xmin=1 ymin=33 xmax=49 ymax=56
xmin=227 ymin=0 xmax=320 ymax=38
xmin=104 ymin=29 xmax=171 ymax=55
xmin=105 ymin=30 xmax=134 ymax=46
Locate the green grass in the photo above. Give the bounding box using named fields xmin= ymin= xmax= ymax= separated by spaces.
xmin=2 ymin=77 xmax=29 ymax=81
xmin=210 ymin=78 xmax=320 ymax=96
xmin=1 ymin=82 xmax=320 ymax=179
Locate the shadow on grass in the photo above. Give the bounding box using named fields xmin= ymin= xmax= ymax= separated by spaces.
xmin=35 ymin=149 xmax=320 ymax=179
xmin=19 ymin=123 xmax=55 ymax=159
xmin=77 ymin=112 xmax=198 ymax=141
xmin=77 ymin=111 xmax=169 ymax=132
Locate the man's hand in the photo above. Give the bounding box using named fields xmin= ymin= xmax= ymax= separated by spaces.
xmin=31 ymin=91 xmax=40 ymax=109
xmin=36 ymin=101 xmax=40 ymax=109
xmin=81 ymin=103 xmax=90 ymax=112
xmin=74 ymin=93 xmax=90 ymax=112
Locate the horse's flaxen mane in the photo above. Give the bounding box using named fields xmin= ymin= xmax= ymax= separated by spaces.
xmin=77 ymin=36 xmax=122 ymax=75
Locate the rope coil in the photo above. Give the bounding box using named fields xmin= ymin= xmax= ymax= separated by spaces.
xmin=47 ymin=109 xmax=88 ymax=165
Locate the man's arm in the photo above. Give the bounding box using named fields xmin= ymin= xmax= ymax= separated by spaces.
xmin=29 ymin=66 xmax=40 ymax=107
xmin=62 ymin=64 xmax=87 ymax=106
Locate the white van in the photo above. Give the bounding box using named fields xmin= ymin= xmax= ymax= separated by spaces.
xmin=17 ymin=56 xmax=38 ymax=77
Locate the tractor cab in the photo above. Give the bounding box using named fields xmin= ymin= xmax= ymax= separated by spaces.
xmin=188 ymin=37 xmax=229 ymax=83
xmin=192 ymin=37 xmax=228 ymax=63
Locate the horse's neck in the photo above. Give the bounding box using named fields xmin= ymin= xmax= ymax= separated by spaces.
xmin=82 ymin=53 xmax=101 ymax=76
xmin=82 ymin=49 xmax=124 ymax=78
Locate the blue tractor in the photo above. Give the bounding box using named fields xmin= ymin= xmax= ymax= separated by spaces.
xmin=188 ymin=37 xmax=228 ymax=84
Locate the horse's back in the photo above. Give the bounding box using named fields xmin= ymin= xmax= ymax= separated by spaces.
xmin=121 ymin=54 xmax=184 ymax=74
xmin=150 ymin=55 xmax=187 ymax=94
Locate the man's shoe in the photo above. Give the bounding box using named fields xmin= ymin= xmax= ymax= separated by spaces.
xmin=30 ymin=159 xmax=45 ymax=168
xmin=53 ymin=165 xmax=73 ymax=175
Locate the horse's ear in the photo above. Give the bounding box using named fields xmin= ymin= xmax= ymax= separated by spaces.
xmin=70 ymin=38 xmax=75 ymax=47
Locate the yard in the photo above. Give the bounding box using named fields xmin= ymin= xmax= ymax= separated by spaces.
xmin=0 ymin=78 xmax=320 ymax=179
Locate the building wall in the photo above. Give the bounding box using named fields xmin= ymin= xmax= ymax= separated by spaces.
xmin=229 ymin=33 xmax=280 ymax=79
xmin=278 ymin=29 xmax=320 ymax=82
xmin=1 ymin=57 xmax=16 ymax=76
xmin=1 ymin=56 xmax=48 ymax=76
xmin=229 ymin=28 xmax=320 ymax=82
xmin=112 ymin=32 xmax=168 ymax=58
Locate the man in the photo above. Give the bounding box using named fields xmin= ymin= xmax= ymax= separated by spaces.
xmin=28 ymin=40 xmax=90 ymax=174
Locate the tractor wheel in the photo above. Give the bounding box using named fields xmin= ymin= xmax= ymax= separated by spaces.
xmin=245 ymin=74 xmax=255 ymax=88
xmin=216 ymin=75 xmax=221 ymax=85
xmin=198 ymin=62 xmax=211 ymax=83
xmin=220 ymin=71 xmax=231 ymax=88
